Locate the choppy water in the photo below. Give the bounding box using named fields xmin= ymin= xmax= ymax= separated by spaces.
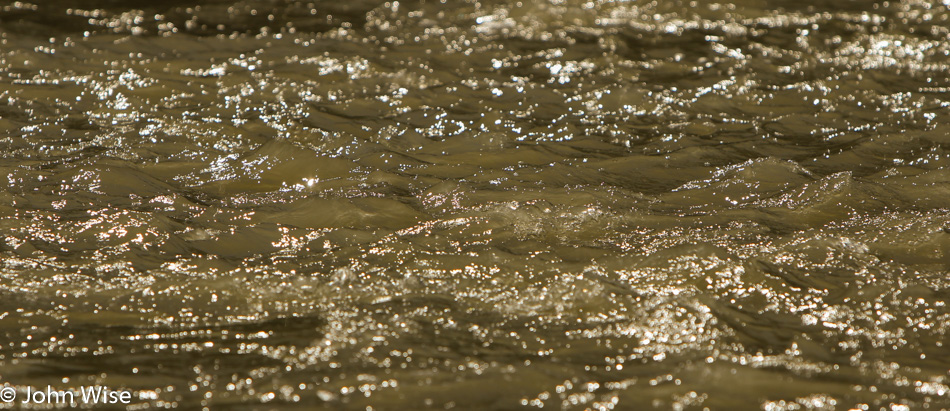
xmin=1 ymin=0 xmax=950 ymax=409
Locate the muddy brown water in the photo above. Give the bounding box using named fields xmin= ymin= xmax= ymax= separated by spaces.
xmin=1 ymin=0 xmax=950 ymax=409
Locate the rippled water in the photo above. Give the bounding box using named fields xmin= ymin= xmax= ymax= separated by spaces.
xmin=2 ymin=0 xmax=950 ymax=409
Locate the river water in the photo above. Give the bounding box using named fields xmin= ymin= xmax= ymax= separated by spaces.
xmin=1 ymin=0 xmax=949 ymax=409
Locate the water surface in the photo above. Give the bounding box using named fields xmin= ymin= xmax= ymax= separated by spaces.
xmin=1 ymin=0 xmax=950 ymax=409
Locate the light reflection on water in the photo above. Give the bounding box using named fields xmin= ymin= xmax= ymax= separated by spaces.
xmin=1 ymin=0 xmax=950 ymax=409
